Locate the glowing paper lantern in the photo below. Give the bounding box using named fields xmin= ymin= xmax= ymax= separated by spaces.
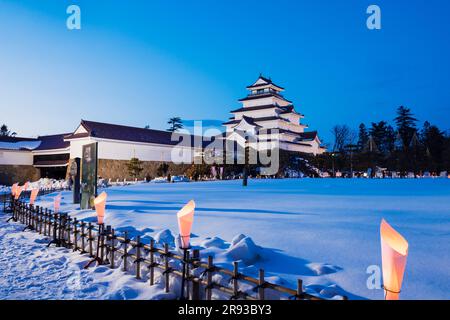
xmin=94 ymin=192 xmax=107 ymax=225
xmin=177 ymin=200 xmax=195 ymax=249
xmin=14 ymin=186 xmax=23 ymax=200
xmin=54 ymin=193 xmax=62 ymax=213
xmin=30 ymin=189 xmax=39 ymax=205
xmin=380 ymin=219 xmax=409 ymax=300
xmin=11 ymin=183 xmax=19 ymax=196
xmin=23 ymin=181 xmax=29 ymax=191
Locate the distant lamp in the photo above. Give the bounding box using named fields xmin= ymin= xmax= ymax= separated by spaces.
xmin=94 ymin=192 xmax=107 ymax=225
xmin=380 ymin=219 xmax=409 ymax=300
xmin=176 ymin=200 xmax=196 ymax=300
xmin=177 ymin=200 xmax=196 ymax=249
xmin=54 ymin=193 xmax=62 ymax=213
xmin=30 ymin=189 xmax=39 ymax=205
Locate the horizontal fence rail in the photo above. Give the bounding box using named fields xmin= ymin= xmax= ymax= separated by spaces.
xmin=2 ymin=194 xmax=344 ymax=301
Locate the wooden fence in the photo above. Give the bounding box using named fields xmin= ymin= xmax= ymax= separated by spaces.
xmin=2 ymin=194 xmax=345 ymax=301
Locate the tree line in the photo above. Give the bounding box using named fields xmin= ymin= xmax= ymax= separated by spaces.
xmin=323 ymin=106 xmax=450 ymax=177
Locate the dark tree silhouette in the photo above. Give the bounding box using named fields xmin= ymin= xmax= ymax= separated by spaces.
xmin=167 ymin=117 xmax=184 ymax=132
xmin=0 ymin=124 xmax=16 ymax=137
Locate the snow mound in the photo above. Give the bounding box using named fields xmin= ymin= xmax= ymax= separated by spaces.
xmin=230 ymin=234 xmax=246 ymax=246
xmin=318 ymin=284 xmax=346 ymax=299
xmin=307 ymin=263 xmax=342 ymax=276
xmin=201 ymin=237 xmax=227 ymax=249
xmin=225 ymin=235 xmax=261 ymax=265
xmin=154 ymin=229 xmax=174 ymax=246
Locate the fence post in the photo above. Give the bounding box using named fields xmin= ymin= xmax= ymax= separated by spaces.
xmin=110 ymin=229 xmax=115 ymax=268
xmin=206 ymin=256 xmax=213 ymax=300
xmin=88 ymin=222 xmax=94 ymax=257
xmin=122 ymin=231 xmax=129 ymax=272
xmin=296 ymin=279 xmax=303 ymax=300
xmin=66 ymin=216 xmax=72 ymax=248
xmin=80 ymin=222 xmax=86 ymax=253
xmin=164 ymin=243 xmax=170 ymax=293
xmin=258 ymin=269 xmax=265 ymax=300
xmin=73 ymin=218 xmax=78 ymax=252
xmin=135 ymin=236 xmax=142 ymax=280
xmin=38 ymin=207 xmax=43 ymax=234
xmin=191 ymin=249 xmax=200 ymax=300
xmin=232 ymin=261 xmax=239 ymax=299
xmin=149 ymin=239 xmax=155 ymax=286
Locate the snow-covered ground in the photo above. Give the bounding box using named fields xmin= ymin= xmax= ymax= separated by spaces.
xmin=2 ymin=178 xmax=450 ymax=300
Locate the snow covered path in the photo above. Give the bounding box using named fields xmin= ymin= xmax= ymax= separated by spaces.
xmin=0 ymin=215 xmax=171 ymax=300
xmin=0 ymin=216 xmax=98 ymax=299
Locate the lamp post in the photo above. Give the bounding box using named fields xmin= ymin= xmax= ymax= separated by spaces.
xmin=380 ymin=219 xmax=409 ymax=300
xmin=177 ymin=200 xmax=196 ymax=300
xmin=84 ymin=192 xmax=108 ymax=269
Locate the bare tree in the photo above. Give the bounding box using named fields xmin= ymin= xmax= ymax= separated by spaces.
xmin=331 ymin=125 xmax=353 ymax=152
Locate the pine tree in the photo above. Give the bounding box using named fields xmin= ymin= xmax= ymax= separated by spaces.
xmin=357 ymin=123 xmax=369 ymax=150
xmin=370 ymin=121 xmax=390 ymax=155
xmin=394 ymin=106 xmax=417 ymax=146
xmin=0 ymin=124 xmax=16 ymax=137
xmin=167 ymin=117 xmax=183 ymax=132
xmin=420 ymin=121 xmax=445 ymax=172
xmin=127 ymin=157 xmax=143 ymax=179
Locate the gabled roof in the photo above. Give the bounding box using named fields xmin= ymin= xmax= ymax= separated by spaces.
xmin=34 ymin=134 xmax=71 ymax=151
xmin=239 ymin=116 xmax=262 ymax=128
xmin=230 ymin=104 xmax=283 ymax=113
xmin=298 ymin=131 xmax=318 ymax=141
xmin=238 ymin=92 xmax=292 ymax=103
xmin=65 ymin=120 xmax=207 ymax=147
xmin=223 ymin=116 xmax=289 ymax=126
xmin=246 ymin=75 xmax=284 ymax=90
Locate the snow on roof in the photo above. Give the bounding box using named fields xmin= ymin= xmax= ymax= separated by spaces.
xmin=0 ymin=140 xmax=41 ymax=151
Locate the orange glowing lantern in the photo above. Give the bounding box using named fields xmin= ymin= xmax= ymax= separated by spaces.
xmin=94 ymin=192 xmax=107 ymax=225
xmin=30 ymin=188 xmax=39 ymax=205
xmin=54 ymin=193 xmax=62 ymax=213
xmin=14 ymin=186 xmax=23 ymax=200
xmin=380 ymin=219 xmax=409 ymax=300
xmin=11 ymin=183 xmax=19 ymax=197
xmin=177 ymin=200 xmax=196 ymax=249
xmin=23 ymin=181 xmax=29 ymax=191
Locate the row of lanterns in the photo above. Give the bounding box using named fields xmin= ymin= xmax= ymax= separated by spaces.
xmin=10 ymin=184 xmax=407 ymax=300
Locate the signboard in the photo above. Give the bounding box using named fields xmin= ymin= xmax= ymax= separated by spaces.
xmin=70 ymin=158 xmax=81 ymax=204
xmin=81 ymin=143 xmax=98 ymax=209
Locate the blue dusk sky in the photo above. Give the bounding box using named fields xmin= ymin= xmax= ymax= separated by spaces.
xmin=0 ymin=0 xmax=449 ymax=144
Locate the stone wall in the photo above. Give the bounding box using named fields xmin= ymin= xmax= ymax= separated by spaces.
xmin=0 ymin=165 xmax=40 ymax=186
xmin=97 ymin=159 xmax=191 ymax=181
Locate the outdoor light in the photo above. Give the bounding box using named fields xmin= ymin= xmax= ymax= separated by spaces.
xmin=14 ymin=186 xmax=23 ymax=200
xmin=54 ymin=193 xmax=62 ymax=213
xmin=94 ymin=192 xmax=107 ymax=225
xmin=30 ymin=189 xmax=39 ymax=205
xmin=177 ymin=200 xmax=196 ymax=249
xmin=11 ymin=183 xmax=18 ymax=197
xmin=176 ymin=200 xmax=196 ymax=300
xmin=380 ymin=219 xmax=409 ymax=300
